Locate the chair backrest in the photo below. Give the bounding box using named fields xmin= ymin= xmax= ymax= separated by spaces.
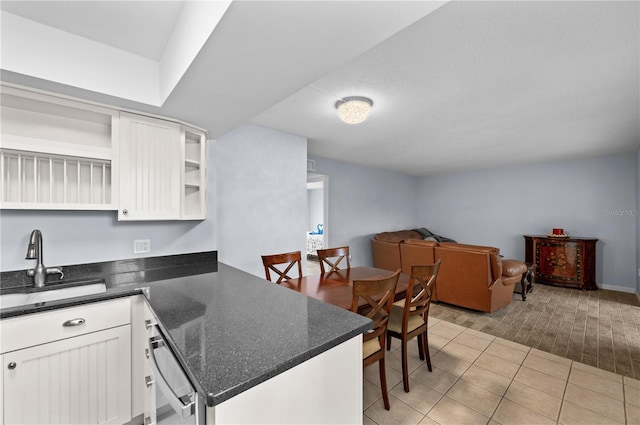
xmin=402 ymin=260 xmax=441 ymax=331
xmin=351 ymin=269 xmax=401 ymax=346
xmin=317 ymin=246 xmax=351 ymax=274
xmin=261 ymin=251 xmax=303 ymax=284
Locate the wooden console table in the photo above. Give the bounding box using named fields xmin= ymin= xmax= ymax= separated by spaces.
xmin=524 ymin=235 xmax=598 ymax=290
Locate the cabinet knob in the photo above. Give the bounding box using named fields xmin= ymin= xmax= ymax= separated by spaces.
xmin=122 ymin=209 xmax=128 ymax=215
xmin=8 ymin=362 xmax=16 ymax=370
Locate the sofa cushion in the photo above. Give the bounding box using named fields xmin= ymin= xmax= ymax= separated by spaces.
xmin=374 ymin=230 xmax=423 ymax=243
xmin=413 ymin=228 xmax=457 ymax=243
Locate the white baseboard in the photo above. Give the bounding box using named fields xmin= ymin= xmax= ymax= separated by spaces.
xmin=598 ymin=283 xmax=637 ymax=294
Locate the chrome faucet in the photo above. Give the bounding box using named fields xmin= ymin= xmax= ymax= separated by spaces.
xmin=25 ymin=229 xmax=64 ymax=288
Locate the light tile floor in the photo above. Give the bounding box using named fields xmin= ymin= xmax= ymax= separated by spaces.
xmin=364 ymin=318 xmax=640 ymax=425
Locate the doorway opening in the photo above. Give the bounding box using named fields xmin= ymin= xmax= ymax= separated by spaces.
xmin=307 ymin=172 xmax=328 ymax=275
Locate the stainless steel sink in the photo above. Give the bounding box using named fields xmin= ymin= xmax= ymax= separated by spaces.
xmin=0 ymin=280 xmax=107 ymax=309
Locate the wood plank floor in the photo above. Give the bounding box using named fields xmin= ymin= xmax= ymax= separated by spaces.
xmin=430 ymin=282 xmax=640 ymax=380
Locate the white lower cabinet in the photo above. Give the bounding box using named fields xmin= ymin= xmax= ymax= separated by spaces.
xmin=2 ymin=326 xmax=132 ymax=425
xmin=130 ymin=295 xmax=154 ymax=423
xmin=207 ymin=335 xmax=363 ymax=425
xmin=0 ymin=298 xmax=133 ymax=425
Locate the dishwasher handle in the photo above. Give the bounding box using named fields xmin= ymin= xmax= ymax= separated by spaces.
xmin=148 ymin=332 xmax=196 ymax=419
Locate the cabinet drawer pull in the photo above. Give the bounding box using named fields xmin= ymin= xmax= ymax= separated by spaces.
xmin=62 ymin=318 xmax=85 ymax=327
xmin=8 ymin=362 xmax=17 ymax=370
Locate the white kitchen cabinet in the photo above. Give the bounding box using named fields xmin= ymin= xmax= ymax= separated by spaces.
xmin=130 ymin=294 xmax=155 ymax=422
xmin=118 ymin=112 xmax=182 ymax=221
xmin=2 ymin=326 xmax=131 ymax=425
xmin=0 ymin=298 xmax=132 ymax=425
xmin=0 ymin=354 xmax=3 ymax=425
xmin=1 ymin=83 xmax=209 ymax=220
xmin=118 ymin=113 xmax=208 ymax=221
xmin=0 ymin=84 xmax=119 ymax=210
xmin=207 ymin=335 xmax=363 ymax=424
xmin=181 ymin=126 xmax=207 ymax=220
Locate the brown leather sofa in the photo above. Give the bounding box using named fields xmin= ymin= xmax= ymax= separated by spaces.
xmin=371 ymin=230 xmax=526 ymax=313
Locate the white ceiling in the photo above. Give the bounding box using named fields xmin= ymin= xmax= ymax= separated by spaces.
xmin=1 ymin=1 xmax=638 ymax=176
xmin=1 ymin=1 xmax=185 ymax=60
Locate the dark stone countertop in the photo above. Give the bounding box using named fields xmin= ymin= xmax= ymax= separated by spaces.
xmin=0 ymin=252 xmax=372 ymax=407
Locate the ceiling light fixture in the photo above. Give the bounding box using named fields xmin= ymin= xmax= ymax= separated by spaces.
xmin=335 ymin=96 xmax=373 ymax=124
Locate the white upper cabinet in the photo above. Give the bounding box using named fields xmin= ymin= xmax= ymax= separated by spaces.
xmin=0 ymin=85 xmax=119 ymax=210
xmin=181 ymin=126 xmax=207 ymax=220
xmin=0 ymin=84 xmax=208 ymax=220
xmin=118 ymin=112 xmax=182 ymax=221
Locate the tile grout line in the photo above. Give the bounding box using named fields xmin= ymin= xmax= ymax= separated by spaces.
xmin=556 ymin=359 xmax=573 ymax=425
xmin=366 ymin=319 xmax=637 ymax=425
xmin=445 ymin=328 xmax=522 ymax=424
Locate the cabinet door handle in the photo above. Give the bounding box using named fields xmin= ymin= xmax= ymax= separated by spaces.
xmin=8 ymin=362 xmax=16 ymax=370
xmin=145 ymin=375 xmax=155 ymax=388
xmin=62 ymin=318 xmax=85 ymax=327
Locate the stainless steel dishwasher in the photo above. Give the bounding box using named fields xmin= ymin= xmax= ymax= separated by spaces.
xmin=146 ymin=322 xmax=204 ymax=425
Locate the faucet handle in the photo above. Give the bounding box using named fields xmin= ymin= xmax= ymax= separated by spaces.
xmin=46 ymin=267 xmax=64 ymax=280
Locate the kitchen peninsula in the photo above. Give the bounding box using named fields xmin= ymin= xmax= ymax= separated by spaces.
xmin=0 ymin=252 xmax=371 ymax=424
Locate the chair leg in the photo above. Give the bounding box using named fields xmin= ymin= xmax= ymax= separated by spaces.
xmin=379 ymin=358 xmax=390 ymax=410
xmin=401 ymin=339 xmax=410 ymax=393
xmin=386 ymin=333 xmax=392 ymax=351
xmin=417 ymin=335 xmax=425 ymax=360
xmin=423 ymin=332 xmax=432 ymax=372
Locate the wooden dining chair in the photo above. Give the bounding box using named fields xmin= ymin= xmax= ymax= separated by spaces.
xmin=386 ymin=259 xmax=441 ymax=393
xmin=316 ymin=246 xmax=350 ymax=274
xmin=351 ymin=269 xmax=401 ymax=411
xmin=261 ymin=251 xmax=303 ymax=284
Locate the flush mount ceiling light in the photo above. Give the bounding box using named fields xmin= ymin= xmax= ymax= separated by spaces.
xmin=335 ymin=96 xmax=373 ymax=124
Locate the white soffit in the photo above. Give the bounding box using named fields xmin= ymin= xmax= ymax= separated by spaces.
xmin=0 ymin=1 xmax=232 ymax=106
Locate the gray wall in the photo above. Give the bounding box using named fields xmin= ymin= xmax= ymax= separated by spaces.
xmin=310 ymin=152 xmax=635 ymax=293
xmin=0 ymin=147 xmax=218 ymax=272
xmin=307 ymin=188 xmax=323 ymax=232
xmin=308 ymin=156 xmax=419 ymax=267
xmin=416 ymin=153 xmax=637 ymax=292
xmin=214 ymin=124 xmax=307 ymax=278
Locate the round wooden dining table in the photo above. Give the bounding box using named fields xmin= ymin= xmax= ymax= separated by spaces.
xmin=280 ymin=266 xmax=410 ymax=311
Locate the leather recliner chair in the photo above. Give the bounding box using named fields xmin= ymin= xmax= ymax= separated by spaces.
xmin=371 ymin=230 xmax=527 ymax=313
